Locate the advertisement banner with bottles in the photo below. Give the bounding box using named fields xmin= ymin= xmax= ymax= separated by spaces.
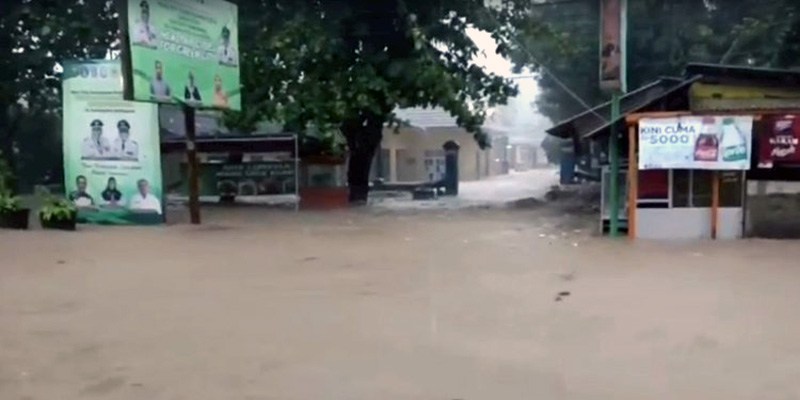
xmin=638 ymin=116 xmax=753 ymax=170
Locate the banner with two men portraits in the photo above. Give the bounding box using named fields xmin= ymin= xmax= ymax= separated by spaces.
xmin=62 ymin=0 xmax=240 ymax=225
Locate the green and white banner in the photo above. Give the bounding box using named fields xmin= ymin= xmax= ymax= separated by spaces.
xmin=126 ymin=0 xmax=241 ymax=110
xmin=62 ymin=60 xmax=164 ymax=225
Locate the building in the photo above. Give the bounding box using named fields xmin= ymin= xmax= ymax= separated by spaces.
xmin=372 ymin=107 xmax=510 ymax=183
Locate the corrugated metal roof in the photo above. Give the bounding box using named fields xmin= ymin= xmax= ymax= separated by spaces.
xmin=393 ymin=107 xmax=459 ymax=129
xmin=545 ymin=76 xmax=696 ymax=139
xmin=685 ymin=63 xmax=800 ymax=87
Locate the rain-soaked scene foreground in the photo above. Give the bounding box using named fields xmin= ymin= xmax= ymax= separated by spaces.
xmin=3 ymin=0 xmax=800 ymax=398
xmin=3 ymin=172 xmax=800 ymax=399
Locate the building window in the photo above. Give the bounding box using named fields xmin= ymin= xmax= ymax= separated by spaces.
xmin=719 ymin=171 xmax=744 ymax=207
xmin=672 ymin=170 xmax=690 ymax=207
xmin=672 ymin=170 xmax=742 ymax=208
xmin=637 ymin=170 xmax=669 ymax=208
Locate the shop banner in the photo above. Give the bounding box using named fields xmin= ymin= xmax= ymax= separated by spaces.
xmin=639 ymin=115 xmax=753 ymax=170
xmin=126 ymin=0 xmax=241 ymax=110
xmin=758 ymin=115 xmax=800 ymax=168
xmin=181 ymin=162 xmax=297 ymax=197
xmin=62 ymin=60 xmax=164 ymax=225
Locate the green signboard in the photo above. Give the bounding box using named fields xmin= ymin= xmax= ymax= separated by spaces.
xmin=62 ymin=60 xmax=164 ymax=225
xmin=126 ymin=0 xmax=241 ymax=110
xmin=182 ymin=162 xmax=297 ymax=197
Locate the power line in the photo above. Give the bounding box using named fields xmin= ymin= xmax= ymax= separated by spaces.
xmin=484 ymin=10 xmax=608 ymax=123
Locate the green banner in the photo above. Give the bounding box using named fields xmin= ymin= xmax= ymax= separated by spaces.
xmin=62 ymin=60 xmax=164 ymax=225
xmin=126 ymin=0 xmax=241 ymax=110
xmin=182 ymin=162 xmax=297 ymax=197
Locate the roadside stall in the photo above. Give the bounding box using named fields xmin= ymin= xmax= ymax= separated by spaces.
xmin=545 ymin=64 xmax=800 ymax=240
xmin=625 ymin=113 xmax=753 ymax=240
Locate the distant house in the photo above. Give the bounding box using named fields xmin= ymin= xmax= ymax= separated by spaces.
xmin=372 ymin=107 xmax=510 ymax=183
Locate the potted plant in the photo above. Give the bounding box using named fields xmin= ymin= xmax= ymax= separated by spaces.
xmin=0 ymin=192 xmax=30 ymax=230
xmin=37 ymin=188 xmax=78 ymax=231
xmin=0 ymin=155 xmax=30 ymax=229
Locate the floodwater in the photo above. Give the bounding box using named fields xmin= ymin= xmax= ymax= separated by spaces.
xmin=1 ymin=207 xmax=800 ymax=399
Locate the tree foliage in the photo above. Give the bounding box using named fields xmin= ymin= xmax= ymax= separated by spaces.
xmin=236 ymin=0 xmax=519 ymax=201
xmin=0 ymin=0 xmax=118 ymax=188
xmin=503 ymin=0 xmax=800 ymax=124
xmin=1 ymin=1 xmax=519 ymax=199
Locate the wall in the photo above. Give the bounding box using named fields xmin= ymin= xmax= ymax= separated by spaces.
xmin=637 ymin=208 xmax=743 ymax=240
xmin=509 ymin=144 xmax=540 ymax=171
xmin=746 ymin=181 xmax=800 ymax=238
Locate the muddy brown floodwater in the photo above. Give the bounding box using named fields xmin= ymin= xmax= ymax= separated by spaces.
xmin=1 ymin=207 xmax=800 ymax=399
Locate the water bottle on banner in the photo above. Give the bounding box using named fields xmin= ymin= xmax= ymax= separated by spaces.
xmin=720 ymin=117 xmax=747 ymax=162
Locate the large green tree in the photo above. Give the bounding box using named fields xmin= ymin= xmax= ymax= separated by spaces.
xmin=1 ymin=1 xmax=519 ymax=200
xmin=237 ymin=0 xmax=518 ymax=202
xmin=503 ymin=0 xmax=800 ymax=125
xmin=0 ymin=0 xmax=118 ymax=188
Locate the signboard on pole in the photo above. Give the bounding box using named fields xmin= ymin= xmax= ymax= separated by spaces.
xmin=124 ymin=0 xmax=241 ymax=110
xmin=62 ymin=60 xmax=164 ymax=224
xmin=638 ymin=116 xmax=754 ymax=170
xmin=599 ymin=0 xmax=627 ymax=92
xmin=182 ymin=162 xmax=297 ymax=197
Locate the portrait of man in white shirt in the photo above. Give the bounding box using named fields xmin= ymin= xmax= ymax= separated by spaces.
xmin=112 ymin=119 xmax=139 ymax=160
xmin=81 ymin=119 xmax=112 ymax=160
xmin=129 ymin=178 xmax=162 ymax=214
xmin=217 ymin=26 xmax=238 ymax=67
xmin=133 ymin=0 xmax=157 ymax=48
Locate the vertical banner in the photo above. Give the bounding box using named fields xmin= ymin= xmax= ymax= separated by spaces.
xmin=125 ymin=0 xmax=241 ymax=110
xmin=638 ymin=116 xmax=753 ymax=170
xmin=599 ymin=0 xmax=626 ymax=92
xmin=62 ymin=60 xmax=164 ymax=225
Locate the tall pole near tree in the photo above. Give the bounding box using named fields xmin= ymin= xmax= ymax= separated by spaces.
xmin=609 ymin=92 xmax=621 ymax=236
xmin=183 ymin=105 xmax=201 ymax=224
xmin=600 ymin=0 xmax=627 ymax=237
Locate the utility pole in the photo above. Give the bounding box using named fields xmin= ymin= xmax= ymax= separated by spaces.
xmin=608 ymin=92 xmax=621 ymax=237
xmin=184 ymin=105 xmax=201 ymax=225
xmin=601 ymin=0 xmax=627 ymax=238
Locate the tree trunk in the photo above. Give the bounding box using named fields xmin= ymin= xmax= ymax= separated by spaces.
xmin=346 ymin=148 xmax=375 ymax=204
xmin=342 ymin=112 xmax=384 ymax=204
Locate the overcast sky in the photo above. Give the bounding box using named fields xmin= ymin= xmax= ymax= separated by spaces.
xmin=467 ymin=28 xmax=552 ymax=141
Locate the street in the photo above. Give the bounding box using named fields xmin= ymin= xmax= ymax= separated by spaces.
xmin=371 ymin=169 xmax=560 ymax=211
xmin=1 ymin=207 xmax=799 ymax=399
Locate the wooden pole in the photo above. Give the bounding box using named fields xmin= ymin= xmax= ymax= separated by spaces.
xmin=184 ymin=105 xmax=201 ymax=225
xmin=609 ymin=92 xmax=621 ymax=237
xmin=711 ymin=171 xmax=720 ymax=239
xmin=627 ymin=124 xmax=637 ymax=240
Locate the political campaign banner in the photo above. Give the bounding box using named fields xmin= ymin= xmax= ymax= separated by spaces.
xmin=62 ymin=60 xmax=164 ymax=225
xmin=125 ymin=0 xmax=241 ymax=110
xmin=638 ymin=115 xmax=753 ymax=170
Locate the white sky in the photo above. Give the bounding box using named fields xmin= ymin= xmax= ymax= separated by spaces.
xmin=467 ymin=28 xmax=551 ymax=141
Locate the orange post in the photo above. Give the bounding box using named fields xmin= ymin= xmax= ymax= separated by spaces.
xmin=711 ymin=171 xmax=720 ymax=239
xmin=627 ymin=124 xmax=638 ymax=240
